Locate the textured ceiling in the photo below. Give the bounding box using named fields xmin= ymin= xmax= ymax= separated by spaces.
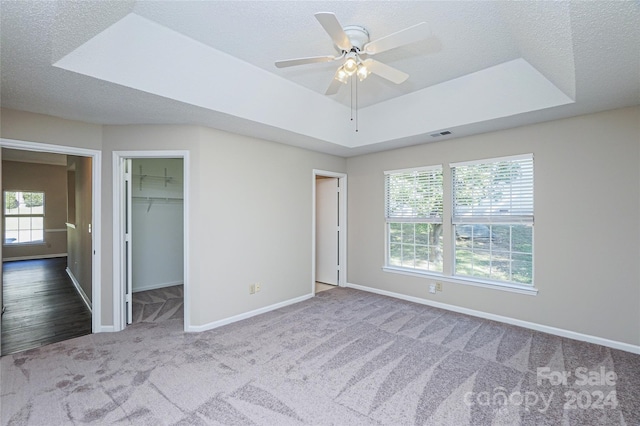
xmin=1 ymin=1 xmax=639 ymax=156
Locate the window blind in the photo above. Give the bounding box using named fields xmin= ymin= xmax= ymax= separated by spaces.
xmin=385 ymin=166 xmax=443 ymax=222
xmin=451 ymin=154 xmax=533 ymax=224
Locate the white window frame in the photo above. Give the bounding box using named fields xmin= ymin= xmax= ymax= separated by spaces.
xmin=4 ymin=190 xmax=46 ymax=246
xmin=384 ymin=165 xmax=444 ymax=274
xmin=382 ymin=154 xmax=537 ymax=296
xmin=451 ymin=154 xmax=534 ymax=287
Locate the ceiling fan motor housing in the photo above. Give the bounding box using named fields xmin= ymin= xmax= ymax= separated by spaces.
xmin=342 ymin=25 xmax=370 ymax=52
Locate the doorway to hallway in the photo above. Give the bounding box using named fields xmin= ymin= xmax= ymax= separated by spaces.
xmin=0 ymin=140 xmax=101 ymax=355
xmin=313 ymin=170 xmax=347 ymax=294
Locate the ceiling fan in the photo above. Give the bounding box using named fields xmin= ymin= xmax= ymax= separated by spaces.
xmin=275 ymin=12 xmax=431 ymax=95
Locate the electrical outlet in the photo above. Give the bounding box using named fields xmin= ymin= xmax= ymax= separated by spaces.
xmin=429 ymin=284 xmax=436 ymax=294
xmin=436 ymin=282 xmax=442 ymax=292
xmin=255 ymin=283 xmax=261 ymax=292
xmin=249 ymin=284 xmax=255 ymax=294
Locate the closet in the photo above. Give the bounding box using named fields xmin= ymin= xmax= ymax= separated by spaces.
xmin=131 ymin=158 xmax=184 ymax=292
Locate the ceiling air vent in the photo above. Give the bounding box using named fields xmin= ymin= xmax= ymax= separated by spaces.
xmin=430 ymin=130 xmax=453 ymax=138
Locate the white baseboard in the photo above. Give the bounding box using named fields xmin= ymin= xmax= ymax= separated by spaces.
xmin=346 ymin=282 xmax=640 ymax=355
xmin=66 ymin=267 xmax=92 ymax=313
xmin=187 ymin=293 xmax=314 ymax=333
xmin=96 ymin=325 xmax=115 ymax=333
xmin=3 ymin=253 xmax=67 ymax=262
xmin=133 ymin=281 xmax=183 ymax=293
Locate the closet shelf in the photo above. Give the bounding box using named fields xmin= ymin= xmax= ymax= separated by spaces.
xmin=132 ymin=196 xmax=183 ymax=213
xmin=135 ymin=166 xmax=180 ymax=190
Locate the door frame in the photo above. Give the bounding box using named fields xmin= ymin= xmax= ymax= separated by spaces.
xmin=312 ymin=169 xmax=347 ymax=294
xmin=113 ymin=150 xmax=190 ymax=331
xmin=0 ymin=138 xmax=103 ymax=332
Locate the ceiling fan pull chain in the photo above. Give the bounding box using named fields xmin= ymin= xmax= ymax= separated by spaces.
xmin=350 ymin=75 xmax=354 ymax=122
xmin=355 ymin=76 xmax=359 ymax=133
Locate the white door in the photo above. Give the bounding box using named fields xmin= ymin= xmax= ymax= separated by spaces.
xmin=316 ymin=177 xmax=339 ymax=285
xmin=124 ymin=159 xmax=133 ymax=324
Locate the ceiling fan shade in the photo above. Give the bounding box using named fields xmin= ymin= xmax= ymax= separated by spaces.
xmin=324 ymin=60 xmax=374 ymax=94
xmin=356 ymin=64 xmax=370 ymax=81
xmin=342 ymin=53 xmax=358 ymax=75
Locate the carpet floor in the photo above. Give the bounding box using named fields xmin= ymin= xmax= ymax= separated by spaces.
xmin=1 ymin=287 xmax=638 ymax=425
xmin=132 ymin=285 xmax=184 ymax=324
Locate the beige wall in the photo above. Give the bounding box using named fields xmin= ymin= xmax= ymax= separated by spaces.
xmin=0 ymin=108 xmax=102 ymax=150
xmin=100 ymin=125 xmax=200 ymax=327
xmin=3 ymin=107 xmax=638 ymax=347
xmin=103 ymin=125 xmax=347 ymax=326
xmin=2 ymin=160 xmax=68 ymax=259
xmin=2 ymin=111 xmax=347 ymax=328
xmin=1 ymin=109 xmax=104 ymax=321
xmin=346 ymin=106 xmax=640 ymax=346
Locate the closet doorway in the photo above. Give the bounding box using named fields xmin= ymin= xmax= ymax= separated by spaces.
xmin=130 ymin=158 xmax=184 ymax=324
xmin=114 ymin=151 xmax=189 ymax=331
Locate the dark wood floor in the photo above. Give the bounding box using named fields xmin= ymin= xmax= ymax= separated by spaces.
xmin=1 ymin=257 xmax=92 ymax=356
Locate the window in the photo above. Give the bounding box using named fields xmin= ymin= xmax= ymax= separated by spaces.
xmin=4 ymin=191 xmax=45 ymax=245
xmin=451 ymin=154 xmax=533 ymax=285
xmin=385 ymin=166 xmax=443 ymax=272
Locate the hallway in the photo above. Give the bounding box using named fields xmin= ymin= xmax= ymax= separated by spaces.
xmin=1 ymin=258 xmax=91 ymax=356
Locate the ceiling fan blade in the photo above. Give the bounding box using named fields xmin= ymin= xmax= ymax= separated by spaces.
xmin=325 ymin=70 xmax=345 ymax=95
xmin=364 ymin=22 xmax=430 ymax=55
xmin=364 ymin=59 xmax=409 ymax=84
xmin=315 ymin=12 xmax=352 ymax=52
xmin=275 ymin=55 xmax=339 ymax=68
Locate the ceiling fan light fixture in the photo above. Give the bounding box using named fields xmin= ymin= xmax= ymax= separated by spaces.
xmin=336 ymin=67 xmax=349 ymax=83
xmin=357 ymin=63 xmax=370 ymax=81
xmin=343 ymin=54 xmax=358 ymax=75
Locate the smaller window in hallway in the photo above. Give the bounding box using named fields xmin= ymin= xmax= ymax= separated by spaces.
xmin=4 ymin=190 xmax=45 ymax=245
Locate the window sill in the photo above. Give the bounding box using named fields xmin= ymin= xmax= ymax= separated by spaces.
xmin=3 ymin=242 xmax=46 ymax=247
xmin=382 ymin=266 xmax=538 ymax=296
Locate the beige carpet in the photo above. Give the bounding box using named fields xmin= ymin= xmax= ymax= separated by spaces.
xmin=2 ymin=287 xmax=639 ymax=425
xmin=315 ymin=282 xmax=336 ymax=293
xmin=132 ymin=285 xmax=184 ymax=323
